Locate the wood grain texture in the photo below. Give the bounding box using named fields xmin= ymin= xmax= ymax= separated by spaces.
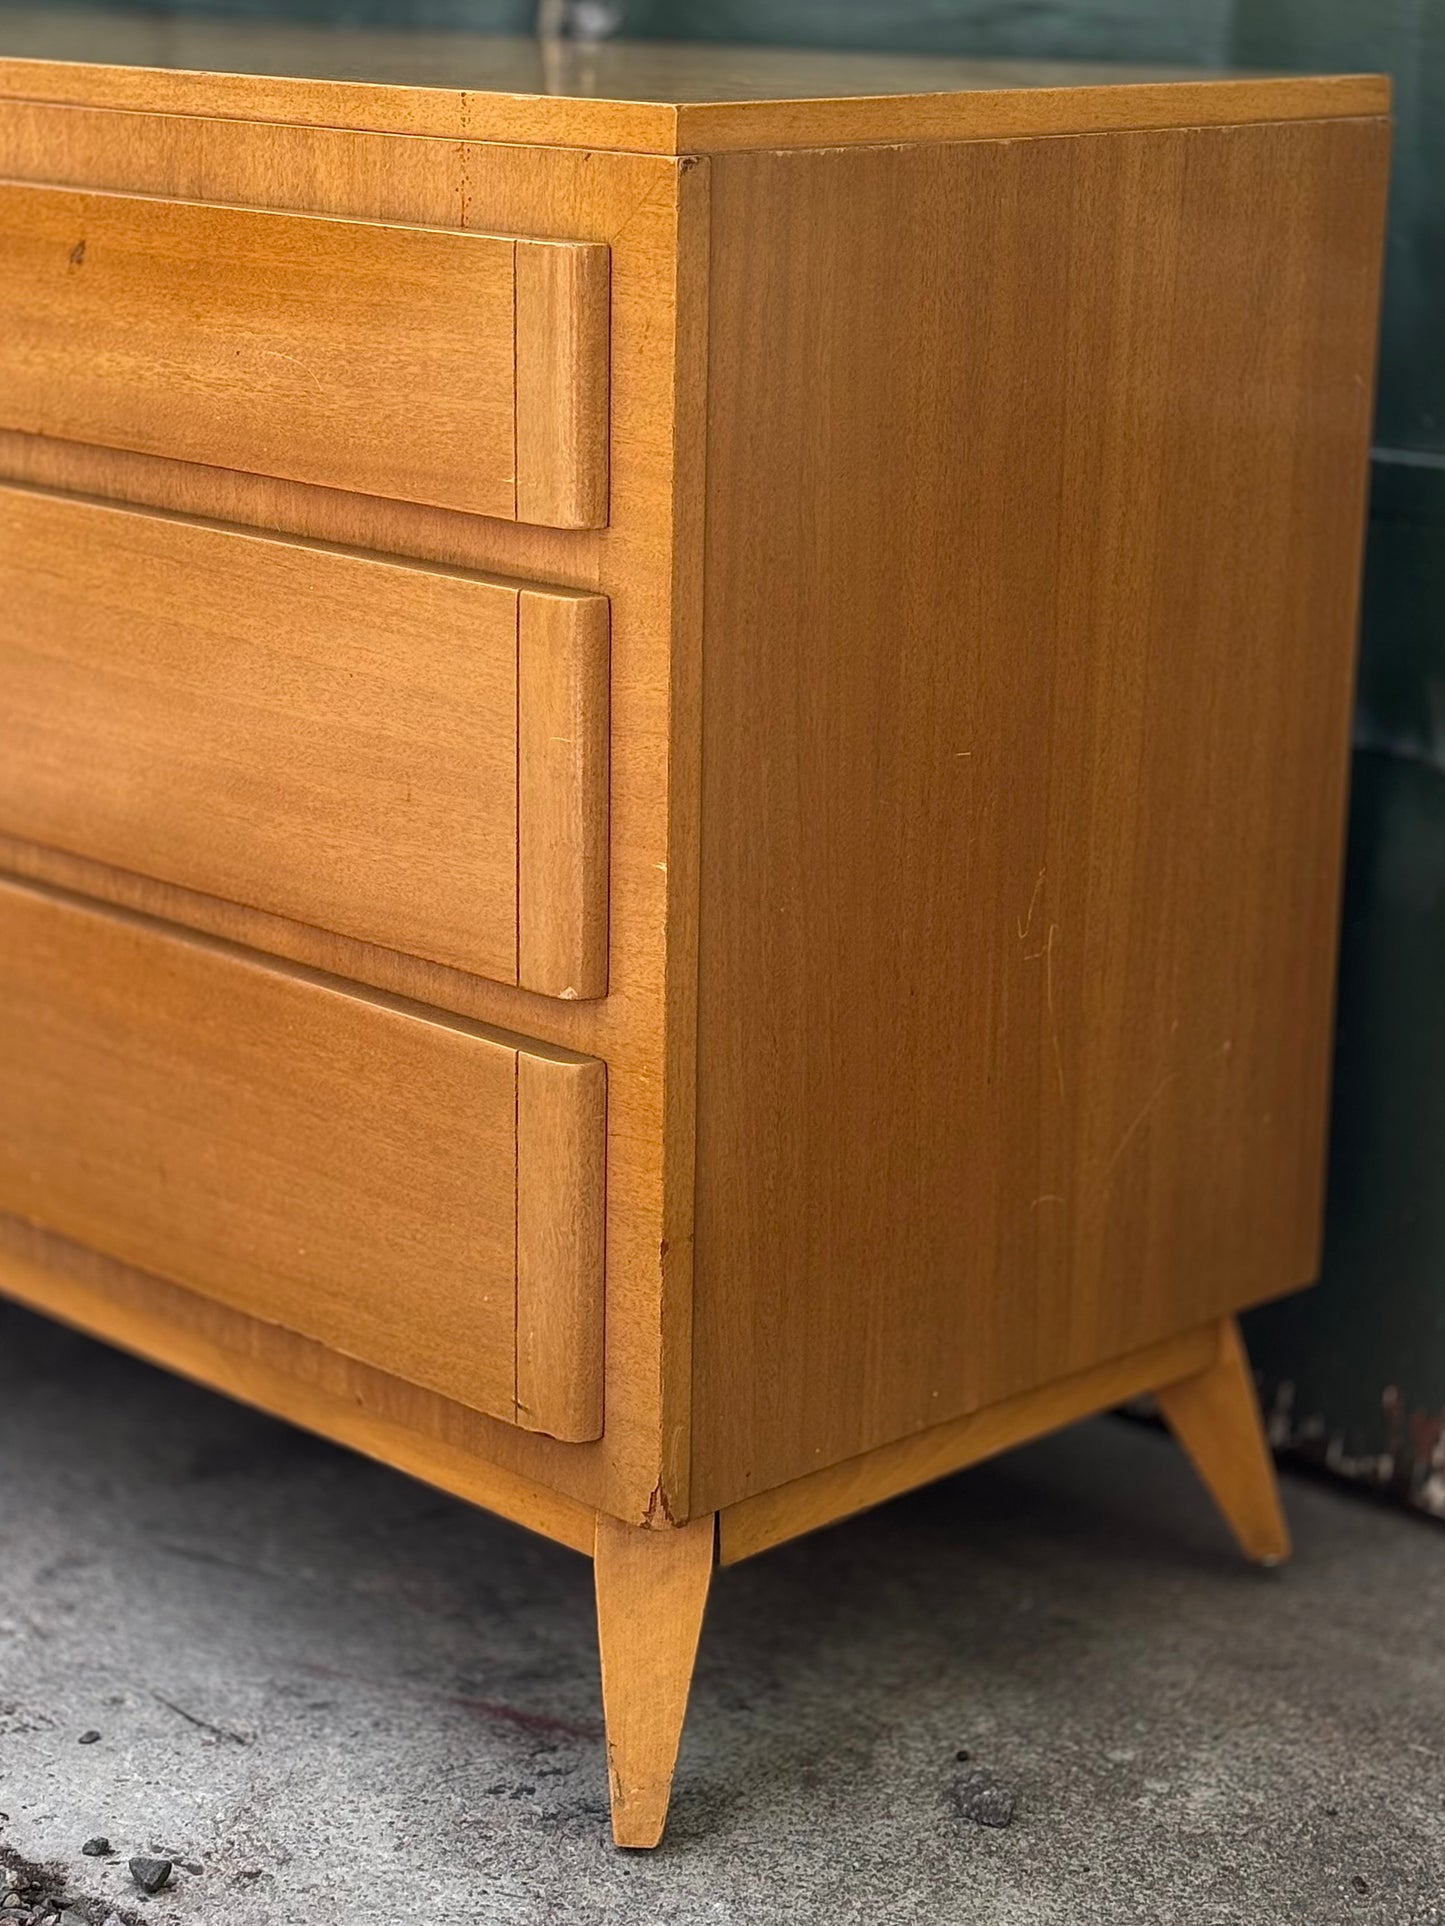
xmin=0 ymin=178 xmax=508 ymax=517
xmin=1 ymin=483 xmax=482 ymax=980
xmin=1156 ymin=1316 xmax=1291 ymax=1564
xmin=516 ymin=238 xmax=611 ymax=530
xmin=0 ymin=426 xmax=602 ymax=600
xmin=0 ymin=14 xmax=1388 ymax=151
xmin=517 ymin=1051 xmax=608 ymax=1444
xmin=0 ymin=481 xmax=609 ymax=993
xmin=594 ymin=1512 xmax=715 ymax=1848
xmin=0 ymin=177 xmax=608 ymax=525
xmin=0 ymin=103 xmax=710 ymax=1524
xmin=0 ymin=1217 xmax=599 ymax=1556
xmin=518 ymin=586 xmax=611 ymax=1001
xmin=689 ymin=118 xmax=1389 ymax=1516
xmin=666 ymin=78 xmax=1388 ymax=153
xmin=718 ymin=1324 xmax=1220 ymax=1564
xmin=0 ymin=875 xmax=607 ymax=1435
xmin=0 ymin=877 xmax=512 ymax=1418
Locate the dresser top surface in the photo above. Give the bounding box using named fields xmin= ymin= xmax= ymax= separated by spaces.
xmin=0 ymin=6 xmax=1387 ymax=153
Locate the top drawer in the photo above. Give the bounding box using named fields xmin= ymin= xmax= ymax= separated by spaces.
xmin=0 ymin=179 xmax=609 ymax=528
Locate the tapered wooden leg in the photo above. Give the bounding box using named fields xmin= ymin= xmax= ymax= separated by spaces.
xmin=593 ymin=1511 xmax=715 ymax=1848
xmin=1156 ymin=1316 xmax=1290 ymax=1565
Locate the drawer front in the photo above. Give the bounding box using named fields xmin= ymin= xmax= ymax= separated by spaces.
xmin=0 ymin=878 xmax=606 ymax=1441
xmin=0 ymin=484 xmax=609 ymax=999
xmin=0 ymin=179 xmax=609 ymax=528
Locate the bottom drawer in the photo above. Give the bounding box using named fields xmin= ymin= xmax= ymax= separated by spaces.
xmin=0 ymin=877 xmax=604 ymax=1441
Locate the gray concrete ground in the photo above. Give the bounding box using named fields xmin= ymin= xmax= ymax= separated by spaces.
xmin=0 ymin=1299 xmax=1441 ymax=1926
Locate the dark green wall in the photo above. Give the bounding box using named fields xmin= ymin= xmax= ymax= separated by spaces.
xmin=1226 ymin=1 xmax=1445 ymax=1515
xmin=69 ymin=0 xmax=537 ymax=23
xmin=48 ymin=0 xmax=1445 ymax=1511
xmin=628 ymin=0 xmax=1232 ymax=62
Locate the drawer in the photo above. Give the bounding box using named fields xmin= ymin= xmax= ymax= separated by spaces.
xmin=0 ymin=178 xmax=609 ymax=528
xmin=0 ymin=877 xmax=606 ymax=1441
xmin=0 ymin=484 xmax=609 ymax=999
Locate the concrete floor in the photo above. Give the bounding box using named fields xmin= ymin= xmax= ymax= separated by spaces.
xmin=0 ymin=1301 xmax=1442 ymax=1926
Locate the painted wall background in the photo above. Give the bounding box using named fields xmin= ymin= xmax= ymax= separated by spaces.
xmin=50 ymin=0 xmax=1445 ymax=1512
xmin=1226 ymin=1 xmax=1444 ymax=1517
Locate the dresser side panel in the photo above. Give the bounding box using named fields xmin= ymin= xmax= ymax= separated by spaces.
xmin=690 ymin=121 xmax=1390 ymax=1512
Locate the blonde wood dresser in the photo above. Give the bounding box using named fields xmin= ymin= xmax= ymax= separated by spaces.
xmin=0 ymin=10 xmax=1389 ymax=1848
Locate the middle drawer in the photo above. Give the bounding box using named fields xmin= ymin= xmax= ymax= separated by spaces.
xmin=0 ymin=482 xmax=609 ymax=997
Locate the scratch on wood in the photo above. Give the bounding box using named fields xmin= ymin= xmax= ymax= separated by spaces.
xmin=1043 ymin=921 xmax=1064 ymax=1102
xmin=1102 ymin=1070 xmax=1182 ymax=1185
xmin=1017 ymin=866 xmax=1046 ymax=941
xmin=1019 ymin=876 xmax=1065 ymax=1101
xmin=1099 ymin=1041 xmax=1236 ymax=1194
xmin=457 ymin=123 xmax=474 ymax=224
xmin=1024 ymin=919 xmax=1065 ymax=1101
xmin=262 ymin=348 xmax=325 ymax=396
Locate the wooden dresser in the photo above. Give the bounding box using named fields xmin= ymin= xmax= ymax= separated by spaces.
xmin=0 ymin=11 xmax=1389 ymax=1848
